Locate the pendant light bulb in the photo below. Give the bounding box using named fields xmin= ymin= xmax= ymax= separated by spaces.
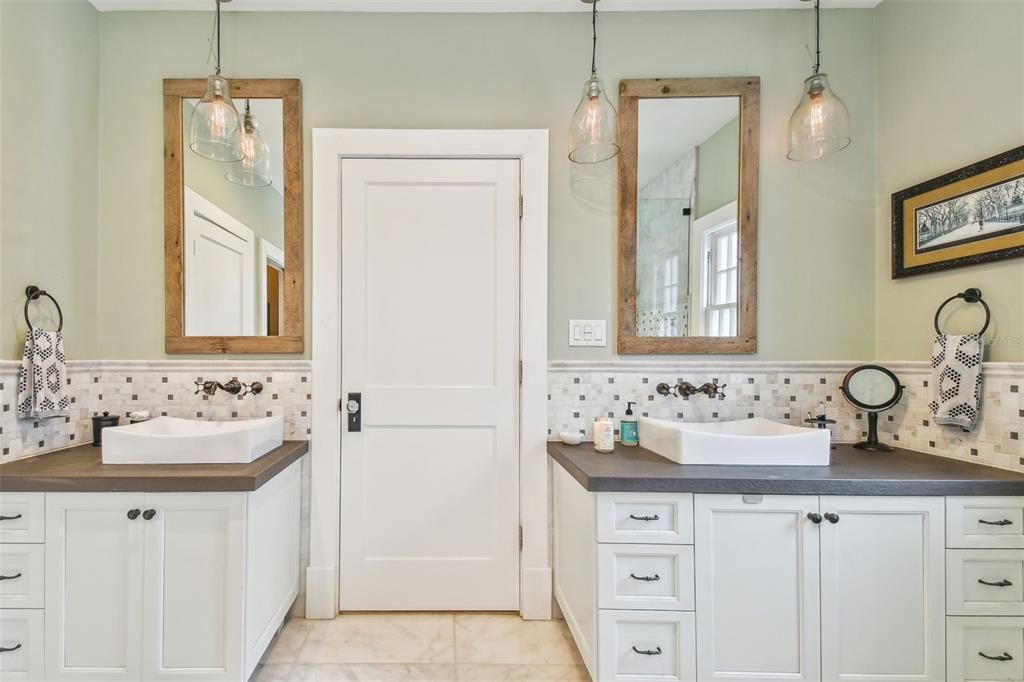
xmin=189 ymin=0 xmax=243 ymax=162
xmin=786 ymin=0 xmax=851 ymax=161
xmin=227 ymin=100 xmax=272 ymax=187
xmin=569 ymin=0 xmax=619 ymax=164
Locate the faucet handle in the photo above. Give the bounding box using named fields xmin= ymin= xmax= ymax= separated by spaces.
xmin=702 ymin=380 xmax=727 ymax=399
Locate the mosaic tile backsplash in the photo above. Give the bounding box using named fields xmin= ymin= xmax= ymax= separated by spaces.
xmin=0 ymin=360 xmax=311 ymax=462
xmin=548 ymin=361 xmax=1023 ymax=472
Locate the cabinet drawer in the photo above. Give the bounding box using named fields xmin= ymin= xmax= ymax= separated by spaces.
xmin=948 ymin=497 xmax=1024 ymax=549
xmin=0 ymin=545 xmax=43 ymax=609
xmin=0 ymin=609 xmax=44 ymax=681
xmin=599 ymin=544 xmax=694 ymax=611
xmin=948 ymin=549 xmax=1024 ymax=616
xmin=598 ymin=610 xmax=695 ymax=682
xmin=597 ymin=493 xmax=693 ymax=545
xmin=948 ymin=616 xmax=1024 ymax=682
xmin=0 ymin=494 xmax=43 ymax=544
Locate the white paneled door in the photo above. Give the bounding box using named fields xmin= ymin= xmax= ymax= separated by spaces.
xmin=339 ymin=158 xmax=521 ymax=611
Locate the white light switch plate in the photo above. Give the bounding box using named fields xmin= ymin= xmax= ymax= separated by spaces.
xmin=569 ymin=319 xmax=607 ymax=347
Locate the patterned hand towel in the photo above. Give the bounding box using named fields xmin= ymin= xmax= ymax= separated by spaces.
xmin=16 ymin=329 xmax=70 ymax=420
xmin=928 ymin=333 xmax=984 ymax=432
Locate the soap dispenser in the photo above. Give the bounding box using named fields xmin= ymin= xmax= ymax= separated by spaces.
xmin=621 ymin=401 xmax=639 ymax=447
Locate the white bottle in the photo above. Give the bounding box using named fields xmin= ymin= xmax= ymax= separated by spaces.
xmin=593 ymin=417 xmax=615 ymax=453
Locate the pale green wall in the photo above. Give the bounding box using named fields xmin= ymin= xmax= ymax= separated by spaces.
xmin=875 ymin=0 xmax=1024 ymax=363
xmin=182 ymin=101 xmax=284 ymax=250
xmin=93 ymin=8 xmax=878 ymax=360
xmin=695 ymin=117 xmax=739 ymax=219
xmin=0 ymin=0 xmax=99 ymax=360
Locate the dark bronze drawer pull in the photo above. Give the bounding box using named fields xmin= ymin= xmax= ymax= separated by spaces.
xmin=979 ymin=519 xmax=1013 ymax=526
xmin=142 ymin=509 xmax=157 ymax=521
xmin=0 ymin=644 xmax=22 ymax=654
xmin=0 ymin=515 xmax=22 ymax=522
xmin=823 ymin=512 xmax=840 ymax=524
xmin=629 ymin=514 xmax=660 ymax=522
xmin=632 ymin=646 xmax=662 ymax=656
xmin=629 ymin=573 xmax=661 ymax=582
xmin=0 ymin=573 xmax=22 ymax=581
xmin=978 ymin=578 xmax=1013 ymax=587
xmin=807 ymin=513 xmax=823 ymax=524
xmin=978 ymin=651 xmax=1013 ymax=662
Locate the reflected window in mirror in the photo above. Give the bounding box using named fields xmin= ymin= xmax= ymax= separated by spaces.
xmin=618 ymin=78 xmax=759 ymax=354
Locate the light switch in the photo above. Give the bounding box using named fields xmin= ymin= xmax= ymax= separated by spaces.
xmin=569 ymin=319 xmax=607 ymax=347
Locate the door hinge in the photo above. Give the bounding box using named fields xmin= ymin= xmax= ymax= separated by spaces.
xmin=519 ymin=196 xmax=524 ymax=220
xmin=518 ymin=360 xmax=523 ymax=385
xmin=519 ymin=525 xmax=523 ymax=550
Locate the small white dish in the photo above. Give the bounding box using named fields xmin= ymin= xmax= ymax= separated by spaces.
xmin=558 ymin=431 xmax=583 ymax=446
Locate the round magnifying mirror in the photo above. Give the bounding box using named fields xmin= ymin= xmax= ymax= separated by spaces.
xmin=840 ymin=365 xmax=903 ymax=452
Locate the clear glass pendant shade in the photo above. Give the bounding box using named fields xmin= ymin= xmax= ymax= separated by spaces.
xmin=786 ymin=73 xmax=851 ymax=161
xmin=568 ymin=74 xmax=620 ymax=164
xmin=226 ymin=106 xmax=272 ymax=187
xmin=189 ymin=75 xmax=244 ymax=162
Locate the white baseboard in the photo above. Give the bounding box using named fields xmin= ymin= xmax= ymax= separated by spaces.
xmin=521 ymin=566 xmax=553 ymax=620
xmin=304 ymin=565 xmax=338 ymax=619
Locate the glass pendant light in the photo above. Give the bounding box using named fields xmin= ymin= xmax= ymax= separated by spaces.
xmin=568 ymin=0 xmax=619 ymax=165
xmin=226 ymin=100 xmax=272 ymax=187
xmin=787 ymin=0 xmax=851 ymax=161
xmin=189 ymin=0 xmax=243 ymax=162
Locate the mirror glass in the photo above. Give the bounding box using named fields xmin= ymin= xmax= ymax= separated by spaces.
xmin=843 ymin=366 xmax=901 ymax=410
xmin=635 ymin=97 xmax=740 ymax=338
xmin=181 ymin=97 xmax=285 ymax=337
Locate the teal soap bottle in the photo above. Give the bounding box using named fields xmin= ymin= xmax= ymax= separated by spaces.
xmin=620 ymin=401 xmax=639 ymax=447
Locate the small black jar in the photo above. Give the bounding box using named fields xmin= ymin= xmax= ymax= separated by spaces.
xmin=91 ymin=411 xmax=120 ymax=446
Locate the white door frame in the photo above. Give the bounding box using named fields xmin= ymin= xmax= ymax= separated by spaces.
xmin=309 ymin=129 xmax=550 ymax=620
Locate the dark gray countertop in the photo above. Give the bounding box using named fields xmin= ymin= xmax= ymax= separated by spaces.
xmin=548 ymin=441 xmax=1024 ymax=495
xmin=0 ymin=441 xmax=309 ymax=493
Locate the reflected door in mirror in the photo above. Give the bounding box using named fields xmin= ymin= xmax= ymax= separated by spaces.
xmin=181 ymin=97 xmax=285 ymax=338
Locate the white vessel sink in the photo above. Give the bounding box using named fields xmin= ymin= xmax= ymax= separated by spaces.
xmin=101 ymin=416 xmax=284 ymax=465
xmin=638 ymin=417 xmax=830 ymax=466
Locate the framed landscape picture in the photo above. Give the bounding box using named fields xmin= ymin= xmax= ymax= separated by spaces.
xmin=892 ymin=145 xmax=1024 ymax=278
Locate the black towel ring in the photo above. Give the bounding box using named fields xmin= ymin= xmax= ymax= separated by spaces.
xmin=24 ymin=285 xmax=63 ymax=333
xmin=933 ymin=287 xmax=990 ymax=336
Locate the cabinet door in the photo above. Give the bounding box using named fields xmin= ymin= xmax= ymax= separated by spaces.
xmin=819 ymin=496 xmax=944 ymax=682
xmin=46 ymin=493 xmax=146 ymax=682
xmin=142 ymin=493 xmax=246 ymax=681
xmin=694 ymin=494 xmax=821 ymax=682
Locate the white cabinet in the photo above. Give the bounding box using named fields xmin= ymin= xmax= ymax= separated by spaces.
xmin=45 ymin=492 xmax=244 ymax=682
xmin=45 ymin=493 xmax=146 ymax=681
xmin=554 ymin=477 xmax=952 ymax=682
xmin=694 ymin=494 xmax=821 ymax=682
xmin=819 ymin=496 xmax=945 ymax=682
xmin=38 ymin=460 xmax=301 ymax=682
xmin=142 ymin=494 xmax=246 ymax=681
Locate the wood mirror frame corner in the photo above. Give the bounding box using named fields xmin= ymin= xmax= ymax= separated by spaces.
xmin=617 ymin=77 xmax=760 ymax=355
xmin=163 ymin=78 xmax=304 ymax=354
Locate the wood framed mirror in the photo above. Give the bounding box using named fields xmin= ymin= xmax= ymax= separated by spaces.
xmin=163 ymin=78 xmax=303 ymax=353
xmin=618 ymin=77 xmax=759 ymax=354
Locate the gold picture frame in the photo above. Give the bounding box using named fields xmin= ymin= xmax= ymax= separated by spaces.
xmin=892 ymin=146 xmax=1024 ymax=278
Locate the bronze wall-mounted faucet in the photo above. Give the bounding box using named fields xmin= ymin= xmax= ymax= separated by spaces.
xmin=656 ymin=379 xmax=727 ymax=400
xmin=194 ymin=378 xmax=264 ymax=397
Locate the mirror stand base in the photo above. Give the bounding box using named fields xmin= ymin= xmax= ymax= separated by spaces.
xmin=852 ymin=411 xmax=893 ymax=452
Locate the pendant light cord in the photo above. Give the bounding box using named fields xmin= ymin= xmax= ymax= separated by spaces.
xmin=812 ymin=0 xmax=821 ymax=74
xmin=590 ymin=0 xmax=598 ymax=76
xmin=215 ymin=0 xmax=222 ymax=75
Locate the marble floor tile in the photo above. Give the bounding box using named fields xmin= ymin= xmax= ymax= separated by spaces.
xmin=288 ymin=663 xmax=456 ymax=681
xmin=455 ymin=664 xmax=590 ymax=681
xmin=298 ymin=613 xmax=456 ymax=664
xmin=263 ymin=619 xmax=313 ymax=664
xmin=251 ymin=663 xmax=293 ymax=681
xmin=453 ymin=614 xmax=584 ymax=665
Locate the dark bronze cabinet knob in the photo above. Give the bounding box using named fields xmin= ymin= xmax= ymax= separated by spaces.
xmin=142 ymin=509 xmax=156 ymax=521
xmin=127 ymin=509 xmax=141 ymax=520
xmin=824 ymin=512 xmax=840 ymax=524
